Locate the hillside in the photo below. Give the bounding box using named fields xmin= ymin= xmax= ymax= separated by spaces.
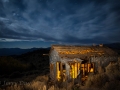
xmin=15 ymin=48 xmax=50 ymax=74
xmin=0 ymin=47 xmax=50 ymax=56
xmin=0 ymin=48 xmax=50 ymax=81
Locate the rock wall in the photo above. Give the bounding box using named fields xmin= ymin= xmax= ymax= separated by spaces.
xmin=91 ymin=56 xmax=118 ymax=72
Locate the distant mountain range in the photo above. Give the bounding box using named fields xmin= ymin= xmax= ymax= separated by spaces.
xmin=104 ymin=43 xmax=120 ymax=55
xmin=0 ymin=47 xmax=50 ymax=56
xmin=0 ymin=43 xmax=120 ymax=56
xmin=104 ymin=43 xmax=120 ymax=49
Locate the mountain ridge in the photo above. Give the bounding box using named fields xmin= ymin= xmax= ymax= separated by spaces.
xmin=0 ymin=42 xmax=120 ymax=56
xmin=0 ymin=47 xmax=50 ymax=56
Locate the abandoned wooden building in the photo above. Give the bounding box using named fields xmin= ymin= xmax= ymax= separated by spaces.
xmin=49 ymin=45 xmax=118 ymax=82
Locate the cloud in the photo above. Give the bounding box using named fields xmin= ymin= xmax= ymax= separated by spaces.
xmin=0 ymin=0 xmax=120 ymax=44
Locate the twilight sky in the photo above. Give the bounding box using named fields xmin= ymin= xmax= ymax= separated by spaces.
xmin=0 ymin=0 xmax=120 ymax=48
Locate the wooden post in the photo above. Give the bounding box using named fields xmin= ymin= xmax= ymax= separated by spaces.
xmin=56 ymin=62 xmax=60 ymax=81
xmin=75 ymin=63 xmax=77 ymax=78
xmin=78 ymin=62 xmax=82 ymax=85
xmin=78 ymin=62 xmax=79 ymax=73
xmin=93 ymin=63 xmax=95 ymax=73
xmin=83 ymin=64 xmax=85 ymax=76
xmin=56 ymin=62 xmax=59 ymax=80
xmin=71 ymin=64 xmax=74 ymax=78
xmin=60 ymin=62 xmax=62 ymax=81
xmin=72 ymin=63 xmax=74 ymax=85
xmin=66 ymin=65 xmax=68 ymax=90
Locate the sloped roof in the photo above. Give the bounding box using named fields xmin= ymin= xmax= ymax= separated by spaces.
xmin=51 ymin=45 xmax=118 ymax=59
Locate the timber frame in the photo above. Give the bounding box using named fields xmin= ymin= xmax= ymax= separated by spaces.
xmin=49 ymin=45 xmax=118 ymax=83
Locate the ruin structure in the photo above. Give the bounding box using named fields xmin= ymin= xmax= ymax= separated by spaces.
xmin=49 ymin=45 xmax=118 ymax=83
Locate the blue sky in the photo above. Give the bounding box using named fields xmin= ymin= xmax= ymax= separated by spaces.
xmin=0 ymin=0 xmax=120 ymax=48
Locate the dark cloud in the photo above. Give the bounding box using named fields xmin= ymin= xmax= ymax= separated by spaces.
xmin=0 ymin=0 xmax=120 ymax=47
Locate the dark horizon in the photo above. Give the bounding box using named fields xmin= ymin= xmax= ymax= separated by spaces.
xmin=0 ymin=42 xmax=120 ymax=49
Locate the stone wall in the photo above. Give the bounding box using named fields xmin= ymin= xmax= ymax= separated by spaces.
xmin=91 ymin=56 xmax=118 ymax=72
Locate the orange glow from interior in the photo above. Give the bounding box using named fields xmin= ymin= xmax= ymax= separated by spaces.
xmin=90 ymin=68 xmax=94 ymax=72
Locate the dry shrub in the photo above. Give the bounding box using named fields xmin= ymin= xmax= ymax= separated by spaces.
xmin=0 ymin=75 xmax=48 ymax=90
xmin=72 ymin=85 xmax=80 ymax=90
xmin=56 ymin=81 xmax=67 ymax=89
xmin=48 ymin=81 xmax=73 ymax=90
xmin=85 ymin=73 xmax=109 ymax=88
xmin=105 ymin=63 xmax=120 ymax=81
xmin=106 ymin=63 xmax=119 ymax=73
xmin=98 ymin=66 xmax=105 ymax=73
xmin=48 ymin=85 xmax=55 ymax=90
xmin=4 ymin=84 xmax=26 ymax=90
xmin=101 ymin=63 xmax=120 ymax=90
xmin=0 ymin=81 xmax=46 ymax=90
xmin=29 ymin=81 xmax=45 ymax=90
xmin=48 ymin=85 xmax=67 ymax=90
xmin=26 ymin=75 xmax=48 ymax=90
xmin=85 ymin=62 xmax=120 ymax=90
xmin=67 ymin=82 xmax=74 ymax=90
xmin=102 ymin=80 xmax=120 ymax=90
xmin=34 ymin=75 xmax=48 ymax=82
